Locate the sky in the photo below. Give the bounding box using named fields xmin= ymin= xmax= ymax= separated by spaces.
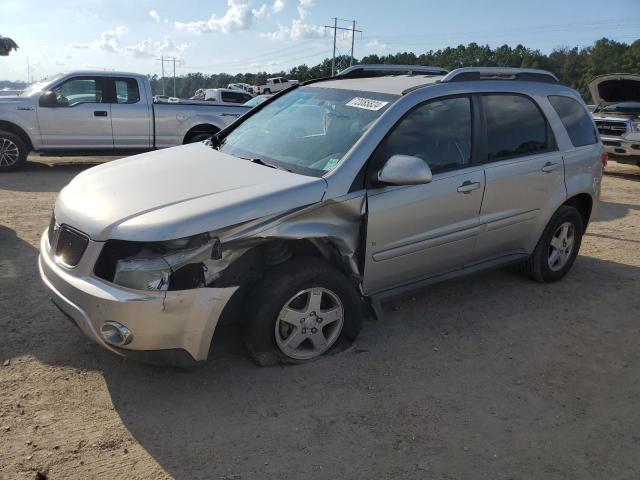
xmin=1 ymin=0 xmax=639 ymax=82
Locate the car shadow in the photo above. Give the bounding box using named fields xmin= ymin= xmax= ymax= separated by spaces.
xmin=3 ymin=221 xmax=640 ymax=478
xmin=591 ymin=199 xmax=640 ymax=223
xmin=0 ymin=160 xmax=98 ymax=193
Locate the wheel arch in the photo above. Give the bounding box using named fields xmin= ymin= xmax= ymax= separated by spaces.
xmin=0 ymin=121 xmax=34 ymax=150
xmin=562 ymin=193 xmax=593 ymax=232
xmin=182 ymin=123 xmax=221 ymax=144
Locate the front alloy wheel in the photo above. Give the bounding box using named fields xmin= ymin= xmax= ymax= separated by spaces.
xmin=275 ymin=287 xmax=345 ymax=360
xmin=0 ymin=137 xmax=20 ymax=168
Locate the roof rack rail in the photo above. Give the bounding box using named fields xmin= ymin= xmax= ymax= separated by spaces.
xmin=441 ymin=67 xmax=559 ymax=83
xmin=337 ymin=64 xmax=449 ymax=78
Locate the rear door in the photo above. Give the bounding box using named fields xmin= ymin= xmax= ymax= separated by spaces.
xmin=36 ymin=76 xmax=113 ymax=150
xmin=363 ymin=95 xmax=485 ymax=294
xmin=108 ymin=77 xmax=152 ymax=149
xmin=473 ymin=93 xmax=566 ymax=262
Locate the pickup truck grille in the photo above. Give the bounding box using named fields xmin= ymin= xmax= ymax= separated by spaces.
xmin=594 ymin=120 xmax=628 ymax=137
xmin=53 ymin=226 xmax=89 ymax=268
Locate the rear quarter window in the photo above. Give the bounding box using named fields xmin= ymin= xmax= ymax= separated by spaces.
xmin=548 ymin=95 xmax=598 ymax=147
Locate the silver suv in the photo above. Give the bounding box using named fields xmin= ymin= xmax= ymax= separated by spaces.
xmin=39 ymin=65 xmax=604 ymax=367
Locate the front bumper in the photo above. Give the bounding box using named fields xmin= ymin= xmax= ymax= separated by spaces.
xmin=38 ymin=231 xmax=238 ymax=367
xmin=601 ymin=134 xmax=640 ymax=158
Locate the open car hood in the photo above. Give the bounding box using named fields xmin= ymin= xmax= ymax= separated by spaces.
xmin=588 ymin=74 xmax=640 ymax=106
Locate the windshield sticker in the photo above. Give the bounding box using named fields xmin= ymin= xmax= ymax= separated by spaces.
xmin=346 ymin=97 xmax=389 ymax=111
xmin=322 ymin=158 xmax=340 ymax=171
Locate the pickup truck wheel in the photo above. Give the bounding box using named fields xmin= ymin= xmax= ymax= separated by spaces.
xmin=243 ymin=258 xmax=362 ymax=366
xmin=263 ymin=88 xmax=271 ymax=94
xmin=0 ymin=131 xmax=28 ymax=172
xmin=520 ymin=205 xmax=584 ymax=283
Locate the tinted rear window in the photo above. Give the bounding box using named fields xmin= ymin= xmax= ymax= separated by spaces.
xmin=482 ymin=94 xmax=550 ymax=161
xmin=548 ymin=95 xmax=598 ymax=147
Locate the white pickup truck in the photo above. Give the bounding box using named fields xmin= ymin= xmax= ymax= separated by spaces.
xmin=254 ymin=77 xmax=298 ymax=95
xmin=0 ymin=71 xmax=251 ymax=171
xmin=191 ymin=88 xmax=253 ymax=105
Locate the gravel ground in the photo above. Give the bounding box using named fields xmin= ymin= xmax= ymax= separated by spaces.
xmin=1 ymin=156 xmax=639 ymax=480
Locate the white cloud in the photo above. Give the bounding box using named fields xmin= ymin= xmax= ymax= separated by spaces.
xmin=366 ymin=39 xmax=387 ymax=51
xmin=297 ymin=0 xmax=313 ymax=20
xmin=262 ymin=0 xmax=323 ymax=41
xmin=125 ymin=37 xmax=189 ymax=58
xmin=252 ymin=4 xmax=268 ymax=19
xmin=272 ymin=0 xmax=285 ymax=13
xmin=70 ymin=26 xmax=129 ymax=53
xmin=290 ymin=19 xmax=324 ymax=40
xmin=175 ymin=0 xmax=265 ymax=34
xmin=150 ymin=10 xmax=161 ymax=22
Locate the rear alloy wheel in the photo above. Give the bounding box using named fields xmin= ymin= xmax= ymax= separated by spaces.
xmin=0 ymin=131 xmax=28 ymax=171
xmin=520 ymin=205 xmax=584 ymax=283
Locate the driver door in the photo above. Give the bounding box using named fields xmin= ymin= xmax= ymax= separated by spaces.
xmin=363 ymin=95 xmax=485 ymax=295
xmin=36 ymin=76 xmax=113 ymax=150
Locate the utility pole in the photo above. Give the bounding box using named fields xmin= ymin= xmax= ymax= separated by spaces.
xmin=350 ymin=20 xmax=356 ymax=66
xmin=160 ymin=55 xmax=165 ymax=95
xmin=157 ymin=56 xmax=177 ymax=97
xmin=324 ymin=18 xmax=362 ymax=76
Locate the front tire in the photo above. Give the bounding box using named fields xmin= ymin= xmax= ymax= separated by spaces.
xmin=521 ymin=205 xmax=584 ymax=283
xmin=243 ymin=258 xmax=362 ymax=366
xmin=0 ymin=130 xmax=28 ymax=172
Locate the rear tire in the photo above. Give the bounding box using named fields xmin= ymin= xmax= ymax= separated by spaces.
xmin=0 ymin=130 xmax=28 ymax=172
xmin=243 ymin=258 xmax=362 ymax=366
xmin=520 ymin=205 xmax=584 ymax=283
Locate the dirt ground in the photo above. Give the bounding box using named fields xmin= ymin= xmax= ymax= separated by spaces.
xmin=1 ymin=155 xmax=639 ymax=480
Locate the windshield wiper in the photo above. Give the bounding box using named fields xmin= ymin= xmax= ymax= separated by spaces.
xmin=244 ymin=156 xmax=291 ymax=172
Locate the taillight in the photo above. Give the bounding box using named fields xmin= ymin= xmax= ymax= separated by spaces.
xmin=601 ymin=152 xmax=608 ymax=168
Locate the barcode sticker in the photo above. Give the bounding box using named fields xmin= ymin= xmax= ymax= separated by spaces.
xmin=346 ymin=97 xmax=389 ymax=111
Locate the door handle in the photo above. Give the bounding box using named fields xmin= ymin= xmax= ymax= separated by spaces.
xmin=457 ymin=181 xmax=481 ymax=194
xmin=541 ymin=161 xmax=560 ymax=173
xmin=94 ymin=110 xmax=108 ymax=117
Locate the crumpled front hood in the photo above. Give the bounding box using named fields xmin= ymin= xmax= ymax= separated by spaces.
xmin=55 ymin=143 xmax=327 ymax=242
xmin=589 ymin=74 xmax=640 ymax=106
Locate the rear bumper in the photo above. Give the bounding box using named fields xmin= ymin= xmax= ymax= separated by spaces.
xmin=38 ymin=231 xmax=238 ymax=367
xmin=601 ymin=135 xmax=640 ymax=158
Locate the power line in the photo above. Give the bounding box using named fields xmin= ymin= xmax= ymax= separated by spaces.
xmin=156 ymin=56 xmax=177 ymax=96
xmin=325 ymin=17 xmax=362 ymax=76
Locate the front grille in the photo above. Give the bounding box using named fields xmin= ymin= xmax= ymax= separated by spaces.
xmin=54 ymin=226 xmax=89 ymax=267
xmin=595 ymin=120 xmax=628 ymax=137
xmin=602 ymin=140 xmax=621 ymax=147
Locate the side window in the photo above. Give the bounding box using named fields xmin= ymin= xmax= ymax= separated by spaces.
xmin=52 ymin=77 xmax=102 ymax=107
xmin=482 ymin=94 xmax=550 ymax=161
xmin=548 ymin=95 xmax=598 ymax=147
xmin=374 ymin=96 xmax=472 ymax=174
xmin=113 ymin=78 xmax=140 ymax=104
xmin=221 ymin=91 xmax=249 ymax=104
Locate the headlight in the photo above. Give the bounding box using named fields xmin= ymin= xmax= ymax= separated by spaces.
xmin=632 ymin=121 xmax=640 ymax=133
xmin=101 ymin=234 xmax=222 ymax=291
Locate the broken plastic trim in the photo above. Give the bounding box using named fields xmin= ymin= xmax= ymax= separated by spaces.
xmin=102 ymin=234 xmax=222 ymax=291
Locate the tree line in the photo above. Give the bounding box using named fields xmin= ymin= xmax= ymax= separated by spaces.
xmin=149 ymin=38 xmax=639 ymax=102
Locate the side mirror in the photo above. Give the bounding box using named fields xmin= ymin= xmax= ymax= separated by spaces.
xmin=377 ymin=154 xmax=433 ymax=186
xmin=38 ymin=91 xmax=58 ymax=108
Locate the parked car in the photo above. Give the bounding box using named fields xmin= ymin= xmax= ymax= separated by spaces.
xmin=590 ymin=74 xmax=640 ymax=167
xmin=228 ymin=82 xmax=254 ymax=94
xmin=39 ymin=65 xmax=603 ymax=368
xmin=254 ymin=77 xmax=296 ymax=95
xmin=0 ymin=71 xmax=251 ymax=171
xmin=0 ymin=88 xmax=22 ymax=97
xmin=243 ymin=94 xmax=271 ymax=108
